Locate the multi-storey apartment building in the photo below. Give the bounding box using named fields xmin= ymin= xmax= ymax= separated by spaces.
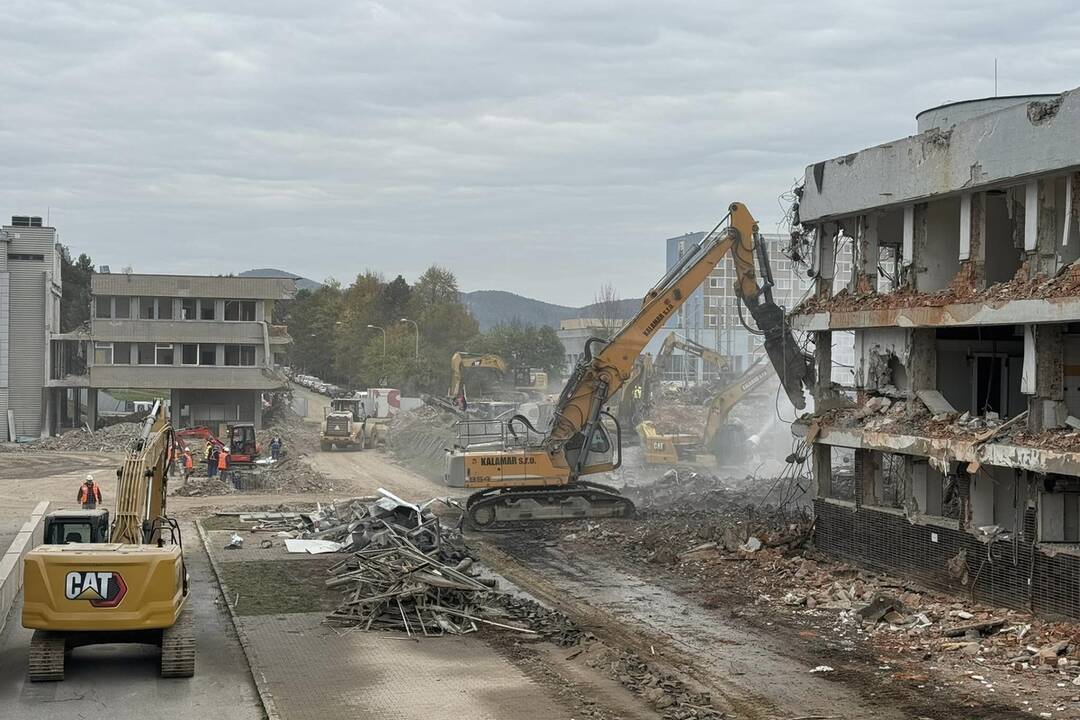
xmin=86 ymin=273 xmax=294 ymax=429
xmin=0 ymin=216 xmax=62 ymax=440
xmin=791 ymin=89 xmax=1080 ymax=618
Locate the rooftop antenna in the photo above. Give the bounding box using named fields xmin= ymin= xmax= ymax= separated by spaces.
xmin=994 ymin=58 xmax=998 ymax=97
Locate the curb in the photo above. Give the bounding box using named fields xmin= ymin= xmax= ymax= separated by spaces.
xmin=195 ymin=520 xmax=282 ymax=720
xmin=0 ymin=501 xmax=50 ymax=634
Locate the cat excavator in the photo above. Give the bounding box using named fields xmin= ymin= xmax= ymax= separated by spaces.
xmin=637 ymin=353 xmax=776 ymax=466
xmin=444 ymin=202 xmax=814 ymax=528
xmin=654 ymin=331 xmax=734 ymax=381
xmin=21 ymin=399 xmax=194 ymax=681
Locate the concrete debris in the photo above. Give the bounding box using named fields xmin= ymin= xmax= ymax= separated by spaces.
xmin=809 ymin=665 xmax=834 ymax=673
xmin=284 ymin=539 xmax=343 ymax=554
xmin=606 ymin=651 xmax=721 ymax=718
xmin=0 ymin=421 xmax=143 ymax=453
xmin=174 ymin=477 xmax=235 ymax=497
xmin=917 ymin=389 xmax=957 ymax=416
xmin=225 ymin=533 xmax=244 ymax=550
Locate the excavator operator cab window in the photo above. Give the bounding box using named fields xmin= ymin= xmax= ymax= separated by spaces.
xmin=45 ymin=521 xmax=94 ymax=545
xmin=589 ymin=426 xmax=611 ymax=454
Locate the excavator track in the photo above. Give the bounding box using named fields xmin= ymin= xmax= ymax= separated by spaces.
xmin=28 ymin=630 xmax=67 ymax=682
xmin=466 ymin=482 xmax=635 ymax=530
xmin=160 ymin=602 xmax=196 ymax=678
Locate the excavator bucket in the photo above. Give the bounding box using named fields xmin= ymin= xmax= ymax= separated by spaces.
xmin=746 ymin=299 xmax=814 ymax=410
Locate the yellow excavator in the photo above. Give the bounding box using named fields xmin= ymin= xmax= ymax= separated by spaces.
xmin=22 ymin=399 xmax=194 ymax=681
xmin=637 ymin=354 xmax=776 ymax=466
xmin=655 ymin=331 xmax=733 ymax=382
xmin=448 ymin=351 xmax=548 ymax=402
xmin=444 ymin=203 xmax=813 ymax=527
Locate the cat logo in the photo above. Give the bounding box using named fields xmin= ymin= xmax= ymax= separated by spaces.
xmin=64 ymin=571 xmax=127 ymax=608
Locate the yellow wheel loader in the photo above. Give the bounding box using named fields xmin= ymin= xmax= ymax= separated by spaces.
xmin=22 ymin=399 xmax=194 ymax=681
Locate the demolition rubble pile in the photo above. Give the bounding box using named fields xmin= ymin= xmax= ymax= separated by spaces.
xmin=819 ymin=391 xmax=1080 ymax=454
xmin=387 ymin=405 xmax=457 ymax=477
xmin=796 ymin=259 xmax=1080 ymax=315
xmin=0 ymin=421 xmax=143 ymax=453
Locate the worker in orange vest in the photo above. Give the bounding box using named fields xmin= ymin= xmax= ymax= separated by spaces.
xmin=182 ymin=450 xmax=194 ymax=481
xmin=217 ymin=447 xmax=229 ymax=476
xmin=77 ymin=474 xmax=102 ymax=509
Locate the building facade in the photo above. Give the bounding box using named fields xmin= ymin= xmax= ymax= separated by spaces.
xmin=792 ymin=89 xmax=1080 ymax=618
xmin=86 ymin=273 xmax=295 ymax=430
xmin=0 ymin=217 xmax=62 ymax=440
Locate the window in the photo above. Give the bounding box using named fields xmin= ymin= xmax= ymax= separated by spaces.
xmin=181 ymin=344 xmax=198 ymax=365
xmin=200 ymin=301 xmax=216 ymax=320
xmin=199 ymin=344 xmax=217 ymax=366
xmin=93 ymin=342 xmax=113 ymax=365
xmin=95 ymin=296 xmax=111 ymax=319
xmin=708 ymin=277 xmax=721 ymax=289
xmin=182 ymin=299 xmax=197 ymax=320
xmin=224 ymin=300 xmax=256 ymax=321
xmin=139 ymin=297 xmax=155 ymax=319
xmin=705 ymin=314 xmax=718 ymax=327
xmin=7 ymin=253 xmax=45 ymax=261
xmin=156 ymin=344 xmax=174 ymax=365
xmin=114 ymin=297 xmax=130 ymax=319
xmin=225 ymin=345 xmax=256 ymax=366
xmin=137 ymin=343 xmax=156 ymax=365
xmin=137 ymin=297 xmax=173 ymax=320
xmin=113 ymin=343 xmax=131 ymax=364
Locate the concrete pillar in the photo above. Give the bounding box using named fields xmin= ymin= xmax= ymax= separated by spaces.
xmin=906 ymin=328 xmax=936 ymax=413
xmin=1036 ymin=178 xmax=1058 ymax=277
xmin=812 ymin=444 xmax=831 ymax=499
xmin=86 ymin=389 xmax=98 ymax=431
xmin=1026 ymin=323 xmax=1065 ymax=432
xmin=855 ymin=448 xmax=880 ymax=507
xmin=901 ymin=205 xmax=916 ymax=280
xmin=816 ymin=223 xmax=836 ymax=299
xmin=813 ymin=329 xmax=832 ymax=398
xmin=965 ymin=192 xmax=987 ymax=290
xmin=851 ymin=213 xmax=879 ymax=293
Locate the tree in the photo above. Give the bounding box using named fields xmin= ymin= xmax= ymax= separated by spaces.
xmin=59 ymin=245 xmax=94 ymax=332
xmin=476 ymin=321 xmax=566 ymax=381
xmin=591 ymin=282 xmax=622 ymax=341
xmin=286 ymin=281 xmax=344 ymax=380
xmin=411 ymin=265 xmax=460 ymax=309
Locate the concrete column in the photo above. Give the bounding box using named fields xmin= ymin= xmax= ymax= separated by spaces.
xmin=812 ymin=330 xmax=833 ymax=404
xmin=1035 ymin=178 xmax=1058 ymax=276
xmin=851 ymin=214 xmax=879 ymax=293
xmin=86 ymin=389 xmax=98 ymax=431
xmin=1026 ymin=323 xmax=1065 ymax=432
xmin=815 ymin=223 xmax=836 ymax=298
xmin=908 ymin=204 xmax=929 ymax=289
xmin=812 ymin=444 xmax=831 ymax=499
xmin=855 ymin=448 xmax=880 ymax=507
xmin=964 ymin=192 xmax=988 ymax=290
xmin=901 ymin=205 xmax=915 ymax=272
xmin=906 ymin=328 xmax=936 ymax=413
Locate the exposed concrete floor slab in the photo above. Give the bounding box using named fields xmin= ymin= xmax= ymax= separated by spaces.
xmin=241 ymin=612 xmax=569 ymax=720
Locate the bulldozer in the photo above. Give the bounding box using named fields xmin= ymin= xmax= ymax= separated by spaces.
xmin=321 ymin=395 xmax=368 ymax=451
xmin=21 ymin=399 xmax=194 ymax=681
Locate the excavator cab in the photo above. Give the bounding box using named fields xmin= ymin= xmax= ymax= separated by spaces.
xmin=227 ymin=422 xmax=258 ymax=463
xmin=42 ymin=510 xmax=110 ymax=544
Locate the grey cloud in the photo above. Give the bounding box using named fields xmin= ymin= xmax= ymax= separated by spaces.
xmin=2 ymin=0 xmax=1079 ymax=304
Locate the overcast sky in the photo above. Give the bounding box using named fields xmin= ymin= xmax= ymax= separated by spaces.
xmin=2 ymin=1 xmax=1078 ymax=305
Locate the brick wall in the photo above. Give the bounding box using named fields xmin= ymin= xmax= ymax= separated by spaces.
xmin=815 ymin=497 xmax=1080 ymax=619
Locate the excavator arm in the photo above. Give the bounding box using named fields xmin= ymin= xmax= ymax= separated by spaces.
xmin=545 ymin=202 xmax=812 ymax=479
xmin=448 ymin=352 xmax=510 ymax=398
xmin=111 ymin=399 xmax=175 ymax=545
xmin=701 ymin=355 xmax=775 ymax=449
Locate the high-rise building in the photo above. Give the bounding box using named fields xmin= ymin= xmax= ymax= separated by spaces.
xmin=0 ymin=216 xmax=62 ymax=440
xmin=661 ymin=231 xmax=853 ymax=385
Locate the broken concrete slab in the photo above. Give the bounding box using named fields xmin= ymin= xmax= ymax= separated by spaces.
xmin=917 ymin=390 xmax=957 ymax=416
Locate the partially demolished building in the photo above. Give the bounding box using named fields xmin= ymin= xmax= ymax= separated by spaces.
xmin=790 ymin=89 xmax=1080 ymax=617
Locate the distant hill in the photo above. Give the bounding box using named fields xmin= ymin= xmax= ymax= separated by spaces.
xmin=238 ymin=268 xmax=321 ymax=291
xmin=461 ymin=290 xmax=640 ymax=331
xmin=241 ymin=269 xmax=638 ymax=328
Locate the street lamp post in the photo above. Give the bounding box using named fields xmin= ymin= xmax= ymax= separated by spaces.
xmin=399 ymin=318 xmax=419 ymax=361
xmin=366 ymin=324 xmax=386 ymax=383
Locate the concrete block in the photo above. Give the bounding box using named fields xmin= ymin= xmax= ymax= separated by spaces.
xmin=0 ymin=500 xmax=50 ymax=635
xmin=917 ymin=389 xmax=958 ymax=415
